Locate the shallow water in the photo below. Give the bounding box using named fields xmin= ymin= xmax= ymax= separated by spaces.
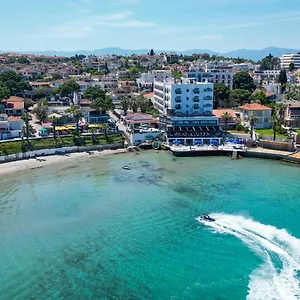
xmin=0 ymin=152 xmax=299 ymax=299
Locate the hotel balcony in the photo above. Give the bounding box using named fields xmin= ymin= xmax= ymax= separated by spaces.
xmin=175 ymin=96 xmax=182 ymax=103
xmin=193 ymin=88 xmax=200 ymax=94
xmin=204 ymin=88 xmax=213 ymax=93
xmin=175 ymin=104 xmax=181 ymax=110
xmin=193 ymin=96 xmax=200 ymax=102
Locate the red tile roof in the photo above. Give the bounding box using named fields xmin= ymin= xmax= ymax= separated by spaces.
xmin=213 ymin=109 xmax=237 ymax=119
xmin=144 ymin=92 xmax=153 ymax=99
xmin=239 ymin=103 xmax=272 ymax=111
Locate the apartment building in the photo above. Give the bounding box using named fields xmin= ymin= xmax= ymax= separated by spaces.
xmin=280 ymin=53 xmax=300 ymax=69
xmin=153 ymin=78 xmax=222 ymax=145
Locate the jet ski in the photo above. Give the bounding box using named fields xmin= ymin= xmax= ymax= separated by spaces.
xmin=122 ymin=165 xmax=131 ymax=170
xmin=198 ymin=214 xmax=215 ymax=222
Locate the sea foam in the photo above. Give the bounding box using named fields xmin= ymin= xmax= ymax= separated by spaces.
xmin=197 ymin=214 xmax=300 ymax=300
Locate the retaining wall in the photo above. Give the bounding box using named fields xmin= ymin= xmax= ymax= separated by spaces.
xmin=0 ymin=143 xmax=124 ymax=164
xmin=259 ymin=140 xmax=295 ymax=152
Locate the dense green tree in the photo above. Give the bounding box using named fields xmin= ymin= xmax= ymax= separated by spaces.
xmin=233 ymin=71 xmax=256 ymax=92
xmin=150 ymin=49 xmax=155 ymax=56
xmin=18 ymin=57 xmax=30 ymax=64
xmin=51 ymin=73 xmax=63 ymax=80
xmin=35 ymin=87 xmax=48 ymax=99
xmin=59 ymin=80 xmax=80 ymax=97
xmin=249 ymin=91 xmax=267 ymax=105
xmin=139 ymin=95 xmax=150 ymax=113
xmin=90 ymin=96 xmax=114 ymax=114
xmin=24 ymin=98 xmax=34 ymax=111
xmin=213 ymin=83 xmax=230 ymax=108
xmin=0 ymin=70 xmax=31 ymax=94
xmin=258 ymin=54 xmax=280 ymax=70
xmin=0 ymin=83 xmax=10 ymax=100
xmin=285 ymin=85 xmax=300 ymax=102
xmin=32 ymin=99 xmax=48 ymax=123
xmin=83 ymin=86 xmax=106 ymax=100
xmin=230 ymin=89 xmax=251 ymax=105
xmin=289 ymin=62 xmax=295 ymax=71
xmin=278 ymin=69 xmax=287 ymax=86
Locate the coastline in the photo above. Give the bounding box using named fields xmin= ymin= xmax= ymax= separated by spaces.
xmin=0 ymin=148 xmax=129 ymax=175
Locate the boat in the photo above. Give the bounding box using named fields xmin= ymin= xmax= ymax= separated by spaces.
xmin=122 ymin=165 xmax=131 ymax=170
xmin=198 ymin=214 xmax=215 ymax=222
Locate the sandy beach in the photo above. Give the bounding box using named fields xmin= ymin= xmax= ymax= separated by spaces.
xmin=0 ymin=148 xmax=129 ymax=175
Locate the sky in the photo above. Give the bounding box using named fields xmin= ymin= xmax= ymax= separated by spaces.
xmin=1 ymin=0 xmax=300 ymax=52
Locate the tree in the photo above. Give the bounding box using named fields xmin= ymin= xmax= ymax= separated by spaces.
xmin=221 ymin=112 xmax=232 ymax=137
xmin=150 ymin=49 xmax=155 ymax=56
xmin=0 ymin=70 xmax=31 ymax=94
xmin=24 ymin=98 xmax=34 ymax=111
xmin=129 ymin=97 xmax=139 ymax=113
xmin=285 ymin=85 xmax=300 ymax=102
xmin=258 ymin=54 xmax=280 ymax=70
xmin=51 ymin=73 xmax=63 ymax=80
xmin=139 ymin=95 xmax=150 ymax=113
xmin=65 ymin=106 xmax=83 ymax=136
xmin=120 ymin=96 xmax=130 ymax=115
xmin=249 ymin=116 xmax=258 ymax=140
xmin=172 ymin=67 xmax=182 ymax=80
xmin=49 ymin=114 xmax=60 ymax=140
xmin=278 ymin=69 xmax=287 ymax=86
xmin=59 ymin=80 xmax=80 ymax=97
xmin=289 ymin=62 xmax=295 ymax=71
xmin=270 ymin=113 xmax=279 ymax=141
xmin=230 ymin=89 xmax=251 ymax=106
xmin=249 ymin=91 xmax=267 ymax=105
xmin=0 ymin=83 xmax=10 ymax=100
xmin=233 ymin=71 xmax=256 ymax=92
xmin=32 ymin=100 xmax=48 ymax=123
xmin=35 ymin=87 xmax=48 ymax=99
xmin=214 ymin=83 xmax=230 ymax=108
xmin=21 ymin=112 xmax=31 ymax=141
xmin=90 ymin=95 xmax=114 ymax=114
xmin=83 ymin=86 xmax=106 ymax=100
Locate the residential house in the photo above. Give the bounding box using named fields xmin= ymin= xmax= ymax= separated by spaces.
xmin=239 ymin=103 xmax=272 ymax=129
xmin=284 ymin=102 xmax=300 ymax=128
xmin=6 ymin=96 xmax=25 ymax=116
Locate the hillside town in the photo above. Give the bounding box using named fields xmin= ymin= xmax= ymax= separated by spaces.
xmin=0 ymin=50 xmax=300 ymax=152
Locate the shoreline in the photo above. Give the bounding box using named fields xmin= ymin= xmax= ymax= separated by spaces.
xmin=0 ymin=148 xmax=129 ymax=175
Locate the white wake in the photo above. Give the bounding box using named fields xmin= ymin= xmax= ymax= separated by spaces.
xmin=197 ymin=213 xmax=300 ymax=300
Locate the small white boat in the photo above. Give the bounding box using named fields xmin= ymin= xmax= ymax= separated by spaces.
xmin=122 ymin=165 xmax=131 ymax=170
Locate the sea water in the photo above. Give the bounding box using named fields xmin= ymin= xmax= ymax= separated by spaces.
xmin=0 ymin=152 xmax=299 ymax=299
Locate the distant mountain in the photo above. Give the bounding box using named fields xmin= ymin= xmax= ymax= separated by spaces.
xmin=222 ymin=47 xmax=300 ymax=61
xmin=0 ymin=47 xmax=299 ymax=61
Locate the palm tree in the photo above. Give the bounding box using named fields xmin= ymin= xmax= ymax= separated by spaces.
xmin=21 ymin=112 xmax=31 ymax=141
xmin=66 ymin=106 xmax=83 ymax=136
xmin=49 ymin=113 xmax=61 ymax=140
xmin=221 ymin=112 xmax=232 ymax=138
xmin=89 ymin=127 xmax=97 ymax=144
xmin=271 ymin=107 xmax=279 ymax=141
xmin=249 ymin=115 xmax=258 ymax=140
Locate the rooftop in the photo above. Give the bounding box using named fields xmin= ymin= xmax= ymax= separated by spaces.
xmin=213 ymin=109 xmax=237 ymax=119
xmin=239 ymin=103 xmax=272 ymax=111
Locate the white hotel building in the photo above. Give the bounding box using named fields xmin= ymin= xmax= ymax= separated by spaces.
xmin=280 ymin=53 xmax=300 ymax=69
xmin=153 ymin=78 xmax=223 ymax=146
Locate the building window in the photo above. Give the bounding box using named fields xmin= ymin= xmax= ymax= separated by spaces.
xmin=193 ymin=88 xmax=200 ymax=94
xmin=175 ymin=88 xmax=182 ymax=94
xmin=186 ymin=89 xmax=189 ymax=92
xmin=186 ymin=97 xmax=189 ymax=100
xmin=186 ymin=105 xmax=189 ymax=108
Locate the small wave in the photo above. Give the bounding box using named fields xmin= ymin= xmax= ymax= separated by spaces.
xmin=197 ymin=213 xmax=300 ymax=300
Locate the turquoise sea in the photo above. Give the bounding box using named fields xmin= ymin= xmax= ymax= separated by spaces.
xmin=0 ymin=151 xmax=299 ymax=300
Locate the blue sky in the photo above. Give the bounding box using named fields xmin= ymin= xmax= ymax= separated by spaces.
xmin=1 ymin=0 xmax=300 ymax=52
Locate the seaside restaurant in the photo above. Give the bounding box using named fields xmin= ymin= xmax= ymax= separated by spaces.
xmin=160 ymin=114 xmax=223 ymax=146
xmin=122 ymin=113 xmax=159 ymax=133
